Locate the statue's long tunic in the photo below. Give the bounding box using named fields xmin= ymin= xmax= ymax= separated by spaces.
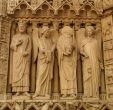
xmin=57 ymin=35 xmax=77 ymax=95
xmin=80 ymin=38 xmax=101 ymax=98
xmin=35 ymin=36 xmax=54 ymax=96
xmin=11 ymin=34 xmax=31 ymax=92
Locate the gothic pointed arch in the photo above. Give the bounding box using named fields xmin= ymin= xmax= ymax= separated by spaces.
xmin=35 ymin=0 xmax=54 ymax=16
xmin=0 ymin=104 xmax=13 ymax=110
xmin=8 ymin=0 xmax=33 ymax=14
xmin=78 ymin=0 xmax=101 ymax=17
xmin=56 ymin=0 xmax=76 ymax=17
xmin=52 ymin=103 xmax=64 ymax=110
xmin=57 ymin=0 xmax=74 ymax=10
xmin=35 ymin=0 xmax=54 ymax=11
xmin=25 ymin=103 xmax=39 ymax=110
xmin=77 ymin=104 xmax=88 ymax=110
xmin=101 ymin=105 xmax=112 ymax=110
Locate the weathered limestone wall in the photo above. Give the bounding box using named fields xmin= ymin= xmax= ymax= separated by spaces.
xmin=0 ymin=16 xmax=12 ymax=100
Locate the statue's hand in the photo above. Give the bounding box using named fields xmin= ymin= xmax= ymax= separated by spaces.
xmin=23 ymin=52 xmax=29 ymax=57
xmin=59 ymin=52 xmax=63 ymax=60
xmin=17 ymin=39 xmax=23 ymax=46
xmin=14 ymin=46 xmax=17 ymax=51
xmin=64 ymin=46 xmax=73 ymax=56
xmin=84 ymin=53 xmax=88 ymax=58
xmin=80 ymin=51 xmax=88 ymax=58
xmin=10 ymin=45 xmax=17 ymax=51
xmin=45 ymin=59 xmax=50 ymax=64
xmin=80 ymin=48 xmax=88 ymax=57
xmin=64 ymin=49 xmax=72 ymax=56
xmin=40 ymin=48 xmax=46 ymax=54
xmin=51 ymin=44 xmax=56 ymax=53
xmin=64 ymin=52 xmax=71 ymax=56
xmin=100 ymin=63 xmax=104 ymax=70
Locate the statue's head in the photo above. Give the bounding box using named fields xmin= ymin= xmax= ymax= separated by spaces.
xmin=85 ymin=24 xmax=95 ymax=37
xmin=41 ymin=26 xmax=50 ymax=38
xmin=18 ymin=20 xmax=27 ymax=33
xmin=61 ymin=26 xmax=74 ymax=36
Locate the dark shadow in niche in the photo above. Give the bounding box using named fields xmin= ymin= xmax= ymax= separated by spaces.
xmin=29 ymin=107 xmax=36 ymax=110
xmin=104 ymin=108 xmax=110 ymax=110
xmin=47 ymin=0 xmax=53 ymax=5
xmin=80 ymin=23 xmax=85 ymax=28
xmin=54 ymin=107 xmax=61 ymax=110
xmin=2 ymin=107 xmax=11 ymax=110
xmin=80 ymin=107 xmax=86 ymax=110
xmin=52 ymin=104 xmax=64 ymax=110
xmin=70 ymin=21 xmax=75 ymax=28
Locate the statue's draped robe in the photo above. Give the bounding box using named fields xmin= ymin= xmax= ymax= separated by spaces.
xmin=35 ymin=36 xmax=54 ymax=96
xmin=57 ymin=35 xmax=77 ymax=95
xmin=80 ymin=38 xmax=101 ymax=98
xmin=10 ymin=34 xmax=31 ymax=92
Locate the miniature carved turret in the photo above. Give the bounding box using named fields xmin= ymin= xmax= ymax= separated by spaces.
xmin=0 ymin=0 xmax=7 ymax=16
xmin=7 ymin=0 xmax=18 ymax=14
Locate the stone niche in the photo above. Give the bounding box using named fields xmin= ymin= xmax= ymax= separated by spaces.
xmin=0 ymin=0 xmax=113 ymax=110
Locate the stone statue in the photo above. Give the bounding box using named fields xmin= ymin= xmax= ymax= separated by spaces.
xmin=10 ymin=20 xmax=31 ymax=96
xmin=33 ymin=26 xmax=55 ymax=98
xmin=57 ymin=26 xmax=77 ymax=98
xmin=80 ymin=24 xmax=103 ymax=99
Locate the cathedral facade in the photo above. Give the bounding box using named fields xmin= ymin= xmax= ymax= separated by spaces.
xmin=0 ymin=0 xmax=113 ymax=110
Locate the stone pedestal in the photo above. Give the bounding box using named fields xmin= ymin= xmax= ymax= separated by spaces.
xmin=83 ymin=98 xmax=99 ymax=102
xmin=12 ymin=95 xmax=31 ymax=100
xmin=33 ymin=96 xmax=51 ymax=100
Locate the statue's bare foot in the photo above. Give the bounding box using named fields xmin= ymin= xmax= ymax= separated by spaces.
xmin=70 ymin=94 xmax=76 ymax=98
xmin=83 ymin=95 xmax=89 ymax=99
xmin=45 ymin=94 xmax=50 ymax=98
xmin=15 ymin=92 xmax=20 ymax=96
xmin=23 ymin=92 xmax=30 ymax=97
xmin=33 ymin=93 xmax=39 ymax=98
xmin=62 ymin=94 xmax=67 ymax=98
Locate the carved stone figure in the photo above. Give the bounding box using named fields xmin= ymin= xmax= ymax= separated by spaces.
xmin=10 ymin=20 xmax=31 ymax=96
xmin=33 ymin=26 xmax=55 ymax=98
xmin=80 ymin=24 xmax=103 ymax=99
xmin=57 ymin=26 xmax=77 ymax=98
